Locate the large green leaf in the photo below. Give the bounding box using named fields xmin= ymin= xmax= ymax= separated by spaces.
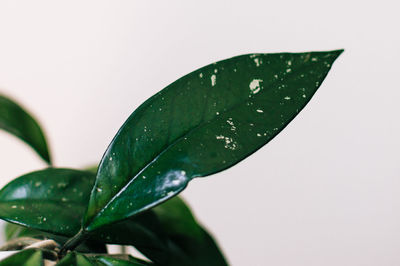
xmin=0 ymin=94 xmax=51 ymax=164
xmin=0 ymin=168 xmax=95 ymax=236
xmin=84 ymin=50 xmax=343 ymax=231
xmin=91 ymin=197 xmax=227 ymax=266
xmin=0 ymin=249 xmax=43 ymax=266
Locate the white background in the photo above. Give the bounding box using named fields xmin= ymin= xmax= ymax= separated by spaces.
xmin=0 ymin=1 xmax=399 ymax=265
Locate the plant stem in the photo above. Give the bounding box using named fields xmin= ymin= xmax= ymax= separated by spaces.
xmin=59 ymin=228 xmax=88 ymax=257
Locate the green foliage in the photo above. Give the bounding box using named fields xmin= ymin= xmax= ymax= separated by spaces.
xmin=0 ymin=94 xmax=51 ymax=164
xmin=0 ymin=50 xmax=342 ymax=265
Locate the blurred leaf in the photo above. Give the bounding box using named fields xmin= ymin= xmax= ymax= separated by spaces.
xmin=90 ymin=197 xmax=227 ymax=266
xmin=0 ymin=248 xmax=43 ymax=266
xmin=0 ymin=94 xmax=51 ymax=164
xmin=84 ymin=50 xmax=343 ymax=231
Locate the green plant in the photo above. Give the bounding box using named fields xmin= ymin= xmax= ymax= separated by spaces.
xmin=0 ymin=50 xmax=342 ymax=265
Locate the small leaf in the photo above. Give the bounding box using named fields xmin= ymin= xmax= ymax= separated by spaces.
xmin=84 ymin=50 xmax=343 ymax=230
xmin=0 ymin=249 xmax=43 ymax=266
xmin=0 ymin=168 xmax=95 ymax=236
xmin=90 ymin=197 xmax=227 ymax=266
xmin=0 ymin=94 xmax=51 ymax=164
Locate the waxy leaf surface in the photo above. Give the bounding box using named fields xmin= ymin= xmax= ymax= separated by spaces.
xmin=0 ymin=94 xmax=51 ymax=164
xmin=84 ymin=50 xmax=343 ymax=230
xmin=0 ymin=168 xmax=95 ymax=236
xmin=0 ymin=249 xmax=43 ymax=266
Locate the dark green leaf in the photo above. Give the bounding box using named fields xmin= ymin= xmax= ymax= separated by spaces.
xmin=0 ymin=168 xmax=95 ymax=236
xmin=0 ymin=249 xmax=43 ymax=266
xmin=57 ymin=252 xmax=93 ymax=266
xmin=84 ymin=50 xmax=343 ymax=230
xmin=90 ymin=197 xmax=227 ymax=266
xmin=151 ymin=197 xmax=227 ymax=266
xmin=0 ymin=94 xmax=51 ymax=164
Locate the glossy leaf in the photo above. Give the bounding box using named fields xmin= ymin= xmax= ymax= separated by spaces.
xmin=90 ymin=197 xmax=227 ymax=266
xmin=84 ymin=50 xmax=343 ymax=230
xmin=0 ymin=249 xmax=43 ymax=266
xmin=0 ymin=94 xmax=51 ymax=164
xmin=0 ymin=168 xmax=95 ymax=236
